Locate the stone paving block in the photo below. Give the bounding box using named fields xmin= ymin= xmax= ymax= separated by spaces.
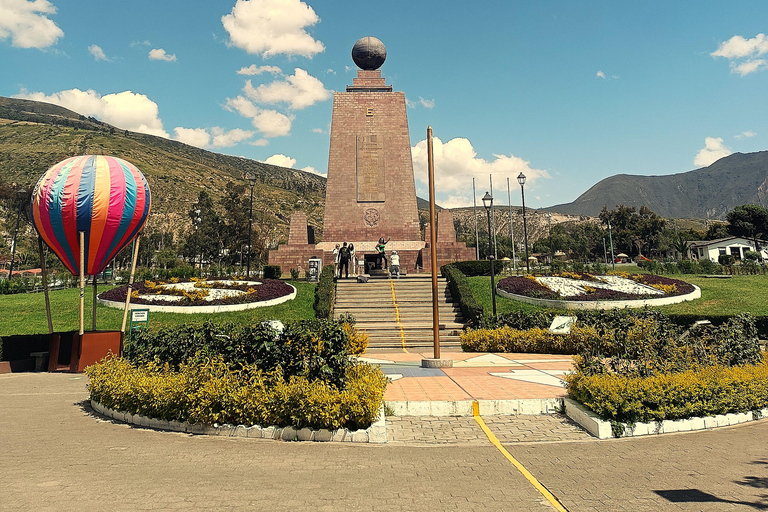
xmin=297 ymin=428 xmax=312 ymax=441
xmin=246 ymin=426 xmax=263 ymax=438
xmin=314 ymin=429 xmax=333 ymax=442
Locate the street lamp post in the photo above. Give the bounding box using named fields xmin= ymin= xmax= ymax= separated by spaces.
xmin=607 ymin=219 xmax=616 ymax=270
xmin=482 ymin=192 xmax=497 ymax=318
xmin=245 ymin=172 xmax=258 ymax=277
xmin=193 ymin=209 xmax=201 ymax=271
xmin=546 ymin=212 xmax=553 ymax=268
xmin=517 ymin=172 xmax=530 ymax=274
xmin=8 ymin=188 xmax=26 ymax=279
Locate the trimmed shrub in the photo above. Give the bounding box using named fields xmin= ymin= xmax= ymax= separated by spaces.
xmin=461 ymin=325 xmax=600 ymax=354
xmin=125 ymin=318 xmax=354 ymax=387
xmin=441 ymin=263 xmax=483 ymax=326
xmin=313 ymin=264 xmax=336 ymax=319
xmin=262 ymin=265 xmax=282 ymax=279
xmin=566 ymin=360 xmax=768 ymax=423
xmin=86 ymin=356 xmax=388 ymax=430
xmin=450 ymin=260 xmax=492 ymax=277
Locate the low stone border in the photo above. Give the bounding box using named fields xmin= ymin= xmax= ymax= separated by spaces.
xmin=90 ymin=399 xmax=386 ymax=443
xmin=563 ymin=398 xmax=768 ymax=439
xmin=387 ymin=398 xmax=563 ymax=417
xmin=496 ymin=284 xmax=701 ymax=310
xmin=97 ymin=284 xmax=296 ymax=314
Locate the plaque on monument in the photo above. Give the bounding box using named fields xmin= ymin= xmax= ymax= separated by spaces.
xmin=356 ymin=135 xmax=385 ymax=202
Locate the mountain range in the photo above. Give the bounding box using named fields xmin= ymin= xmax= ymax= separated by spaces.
xmin=545 ymin=151 xmax=768 ymax=219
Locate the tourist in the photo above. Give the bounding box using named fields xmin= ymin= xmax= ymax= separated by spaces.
xmin=348 ymin=243 xmax=356 ymax=277
xmin=333 ymin=244 xmax=340 ymax=277
xmin=376 ymin=236 xmax=390 ymax=269
xmin=390 ymin=250 xmax=401 ymax=278
xmin=339 ymin=242 xmax=351 ymax=279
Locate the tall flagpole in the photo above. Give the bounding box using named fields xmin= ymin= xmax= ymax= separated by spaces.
xmin=490 ymin=174 xmax=497 ymax=259
xmin=472 ymin=178 xmax=479 ymax=260
xmin=507 ymin=178 xmax=517 ymax=271
xmin=427 ymin=126 xmax=440 ymax=360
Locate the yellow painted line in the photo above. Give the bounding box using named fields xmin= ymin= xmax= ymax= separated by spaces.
xmin=472 ymin=401 xmax=568 ymax=512
xmin=389 ymin=279 xmax=408 ymax=352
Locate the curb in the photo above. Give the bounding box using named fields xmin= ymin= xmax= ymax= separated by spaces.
xmin=97 ymin=284 xmax=297 ymax=314
xmin=90 ymin=399 xmax=387 ymax=444
xmin=387 ymin=398 xmax=563 ymax=417
xmin=496 ymin=284 xmax=701 ymax=310
xmin=563 ymin=398 xmax=768 ymax=439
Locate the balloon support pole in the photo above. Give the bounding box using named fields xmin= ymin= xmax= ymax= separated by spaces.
xmin=37 ymin=237 xmax=54 ymax=334
xmin=121 ymin=236 xmax=141 ymax=344
xmin=79 ymin=232 xmax=85 ymax=336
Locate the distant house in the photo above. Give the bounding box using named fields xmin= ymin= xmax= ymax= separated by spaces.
xmin=688 ymin=237 xmax=768 ymax=262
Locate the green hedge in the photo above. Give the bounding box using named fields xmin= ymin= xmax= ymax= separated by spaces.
xmin=567 ymin=360 xmax=768 ymax=423
xmin=126 ymin=318 xmax=352 ymax=387
xmin=313 ymin=264 xmax=336 ymax=319
xmin=441 ymin=263 xmax=483 ymax=326
xmin=450 ymin=260 xmax=492 ymax=276
xmin=86 ymin=356 xmax=388 ymax=431
xmin=263 ymin=265 xmax=282 ymax=279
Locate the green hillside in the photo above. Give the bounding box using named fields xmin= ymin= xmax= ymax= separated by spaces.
xmin=0 ymin=96 xmax=326 ymax=242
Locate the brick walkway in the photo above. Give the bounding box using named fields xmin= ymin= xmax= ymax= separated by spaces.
xmin=387 ymin=414 xmax=592 ymax=445
xmin=4 ymin=370 xmax=768 ymax=511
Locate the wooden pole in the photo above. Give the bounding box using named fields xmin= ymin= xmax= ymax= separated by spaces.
xmin=92 ymin=275 xmax=97 ymax=331
xmin=37 ymin=237 xmax=53 ymax=334
xmin=79 ymin=231 xmax=85 ymax=336
xmin=427 ymin=126 xmax=440 ymax=359
xmin=121 ymin=237 xmax=141 ymax=334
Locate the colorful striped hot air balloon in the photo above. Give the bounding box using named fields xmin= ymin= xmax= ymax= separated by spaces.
xmin=30 ymin=155 xmax=151 ymax=276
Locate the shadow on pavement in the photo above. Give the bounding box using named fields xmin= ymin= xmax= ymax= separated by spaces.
xmin=654 ymin=489 xmax=768 ymax=510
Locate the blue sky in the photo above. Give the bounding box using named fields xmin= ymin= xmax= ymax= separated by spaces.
xmin=1 ymin=0 xmax=767 ymax=209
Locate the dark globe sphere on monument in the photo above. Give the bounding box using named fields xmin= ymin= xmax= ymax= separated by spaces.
xmin=351 ymin=36 xmax=387 ymax=70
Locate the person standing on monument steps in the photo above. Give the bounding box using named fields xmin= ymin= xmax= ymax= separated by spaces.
xmin=333 ymin=244 xmax=341 ymax=277
xmin=376 ymin=236 xmax=391 ymax=269
xmin=348 ymin=243 xmax=356 ymax=277
xmin=339 ymin=242 xmax=351 ymax=279
xmin=390 ymin=250 xmax=401 ymax=278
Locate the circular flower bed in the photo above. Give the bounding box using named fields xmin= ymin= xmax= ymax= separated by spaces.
xmin=98 ymin=278 xmax=296 ymax=313
xmin=496 ymin=272 xmax=699 ymax=309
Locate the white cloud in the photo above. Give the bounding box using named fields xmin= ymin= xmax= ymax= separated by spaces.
xmin=736 ymin=130 xmax=757 ymax=139
xmin=88 ymin=44 xmax=108 ymax=61
xmin=130 ymin=40 xmax=150 ymax=47
xmin=733 ymin=59 xmax=767 ymax=76
xmin=301 ymin=165 xmax=325 ymax=176
xmin=173 ymin=127 xmax=210 ymax=148
xmin=407 ymin=96 xmax=435 ymax=109
xmin=243 ymin=68 xmax=330 ymax=110
xmin=694 ymin=137 xmax=732 ymax=167
xmin=221 ymin=0 xmax=324 ymax=58
xmin=249 ymin=139 xmax=269 ymax=147
xmin=225 ymin=95 xmax=292 ymax=137
xmin=263 ymin=154 xmax=296 ymax=168
xmin=411 ymin=137 xmax=550 ymax=208
xmin=149 ymin=48 xmax=176 ymax=61
xmin=237 ymin=64 xmax=282 ymax=75
xmin=172 ymin=126 xmax=254 ymax=148
xmin=712 ymin=34 xmax=768 ymax=76
xmin=596 ymin=70 xmax=606 ymax=79
xmin=311 ymin=127 xmax=324 ymax=134
xmin=14 ymin=88 xmax=169 ymax=137
xmin=0 ymin=0 xmax=63 ymax=49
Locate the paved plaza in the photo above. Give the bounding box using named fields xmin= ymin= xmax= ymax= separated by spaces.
xmin=3 ymin=371 xmax=768 ymax=511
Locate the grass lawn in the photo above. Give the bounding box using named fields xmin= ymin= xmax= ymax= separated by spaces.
xmin=469 ymin=273 xmax=768 ymax=318
xmin=0 ymin=281 xmax=317 ymax=337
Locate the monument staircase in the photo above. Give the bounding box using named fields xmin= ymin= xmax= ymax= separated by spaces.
xmin=334 ymin=275 xmax=467 ymax=350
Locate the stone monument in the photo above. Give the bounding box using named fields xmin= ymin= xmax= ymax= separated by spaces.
xmin=269 ymin=37 xmax=474 ymax=275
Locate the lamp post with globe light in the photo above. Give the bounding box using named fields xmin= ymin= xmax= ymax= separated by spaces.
xmin=482 ymin=191 xmax=497 ymax=317
xmin=517 ymin=172 xmax=530 ymax=274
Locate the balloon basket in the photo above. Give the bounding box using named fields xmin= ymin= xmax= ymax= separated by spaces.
xmin=47 ymin=331 xmax=122 ymax=373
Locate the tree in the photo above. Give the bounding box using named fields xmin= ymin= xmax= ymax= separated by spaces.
xmin=599 ymin=205 xmax=666 ymax=257
xmin=726 ymin=204 xmax=768 ymax=250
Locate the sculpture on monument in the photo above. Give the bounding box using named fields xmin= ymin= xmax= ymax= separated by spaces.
xmin=269 ymin=37 xmax=473 ymax=275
